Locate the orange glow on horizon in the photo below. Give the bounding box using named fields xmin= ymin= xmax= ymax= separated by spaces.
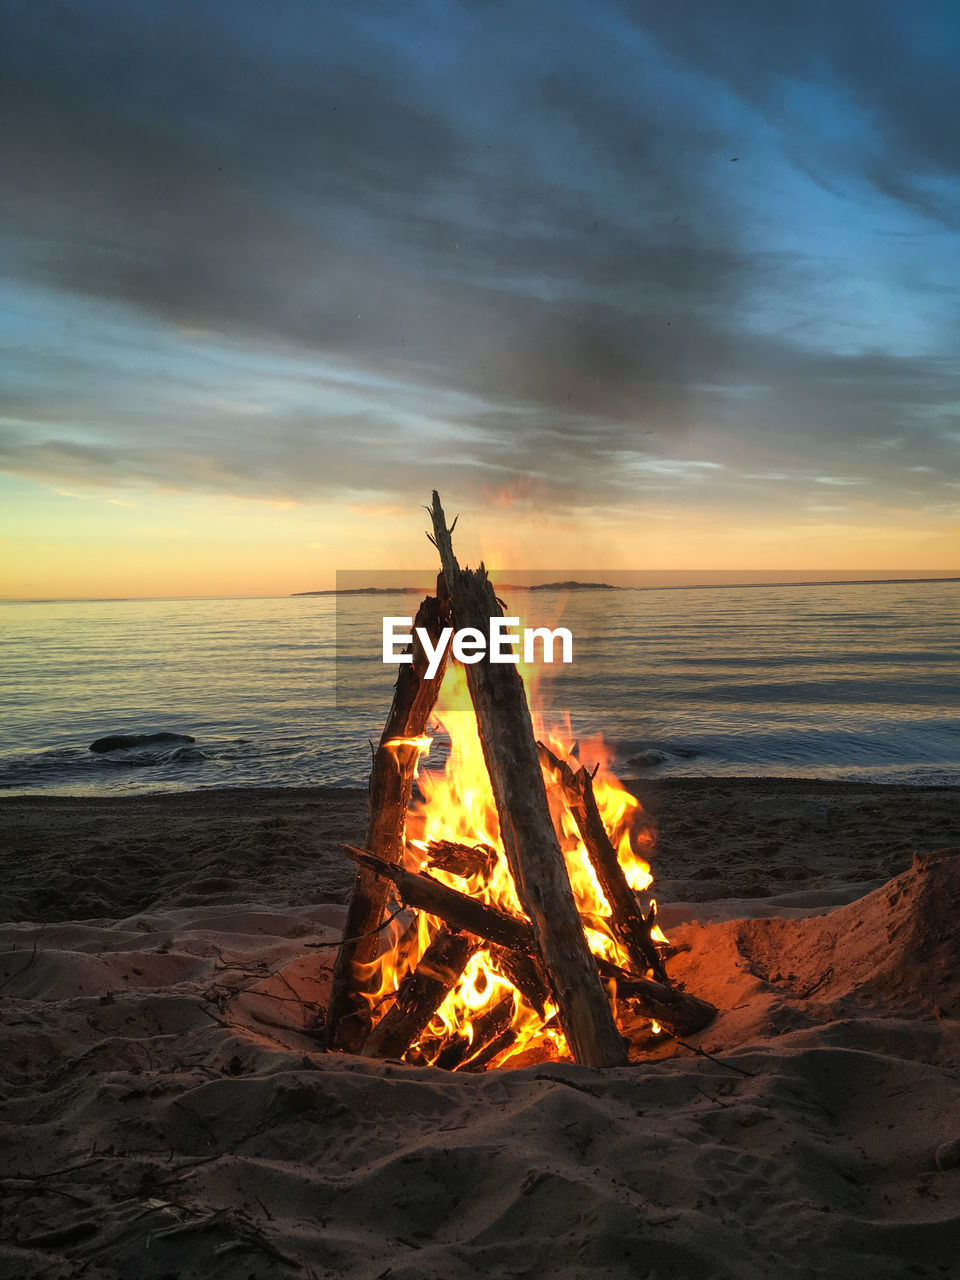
xmin=0 ymin=478 xmax=957 ymax=599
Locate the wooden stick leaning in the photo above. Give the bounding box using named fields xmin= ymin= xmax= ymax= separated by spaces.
xmin=459 ymin=1021 xmax=518 ymax=1073
xmin=326 ymin=587 xmax=450 ymax=1052
xmin=427 ymin=491 xmax=628 ymax=1068
xmin=487 ymin=945 xmax=550 ymax=1018
xmin=537 ymin=741 xmax=668 ymax=982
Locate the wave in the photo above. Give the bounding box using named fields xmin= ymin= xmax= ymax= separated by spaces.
xmin=0 ymin=741 xmax=213 ymax=789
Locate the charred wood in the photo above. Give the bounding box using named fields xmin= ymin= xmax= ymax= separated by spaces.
xmin=456 ymin=995 xmax=518 ymax=1072
xmin=422 ymin=839 xmax=499 ymax=883
xmin=597 ymin=958 xmax=717 ymax=1038
xmin=362 ymin=926 xmax=479 ymax=1060
xmin=538 ymin=741 xmax=667 ymax=982
xmin=433 ymin=994 xmax=515 ymax=1071
xmin=487 ymin=945 xmax=551 ymax=1019
xmin=461 ymin=1026 xmax=518 ymax=1072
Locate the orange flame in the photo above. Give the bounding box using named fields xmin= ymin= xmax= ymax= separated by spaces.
xmin=366 ymin=641 xmax=662 ymax=1069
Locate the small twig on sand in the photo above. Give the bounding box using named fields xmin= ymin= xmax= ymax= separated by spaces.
xmin=675 ymin=1040 xmax=757 ymax=1077
xmin=4 ymin=1156 xmax=112 ymax=1182
xmin=275 ymin=970 xmax=309 ymax=1023
xmin=306 ymin=904 xmax=406 ymax=950
xmin=152 ymin=1207 xmax=300 ymax=1269
xmin=17 ymin=1221 xmax=100 ymax=1249
xmin=0 ymin=925 xmax=46 ymax=993
xmin=795 ymin=966 xmax=833 ymax=1000
xmin=532 ymin=1073 xmax=601 ymax=1097
xmin=1 ymin=1179 xmax=98 ymax=1206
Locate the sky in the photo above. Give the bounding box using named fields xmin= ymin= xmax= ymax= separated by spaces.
xmin=1 ymin=0 xmax=959 ymax=598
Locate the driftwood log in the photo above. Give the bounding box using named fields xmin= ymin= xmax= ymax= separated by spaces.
xmin=326 ymin=587 xmax=450 ymax=1052
xmin=339 ymin=844 xmax=531 ymax=949
xmin=461 ymin=1021 xmax=518 ymax=1072
xmin=362 ymin=925 xmax=479 ymax=1060
xmin=428 ymin=492 xmax=628 ymax=1068
xmin=597 ymin=958 xmax=716 ymax=1037
xmin=538 ymin=741 xmax=667 ymax=981
xmin=456 ymin=993 xmax=518 ymax=1071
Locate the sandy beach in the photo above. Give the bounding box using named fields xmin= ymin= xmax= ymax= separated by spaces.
xmin=2 ymin=778 xmax=959 ymax=1278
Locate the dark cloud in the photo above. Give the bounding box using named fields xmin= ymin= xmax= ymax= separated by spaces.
xmin=0 ymin=0 xmax=958 ymax=517
xmin=622 ymin=0 xmax=960 ymax=223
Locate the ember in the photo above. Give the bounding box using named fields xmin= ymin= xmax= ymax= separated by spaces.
xmin=325 ymin=493 xmax=716 ymax=1069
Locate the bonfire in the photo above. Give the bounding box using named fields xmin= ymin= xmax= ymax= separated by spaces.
xmin=325 ymin=493 xmax=716 ymax=1070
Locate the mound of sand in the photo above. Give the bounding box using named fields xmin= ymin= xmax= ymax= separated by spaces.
xmin=664 ymin=848 xmax=960 ymax=1045
xmin=713 ymin=848 xmax=958 ymax=1010
xmin=1 ymin=836 xmax=958 ymax=1279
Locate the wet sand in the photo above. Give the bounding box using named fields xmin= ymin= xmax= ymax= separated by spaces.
xmin=3 ymin=777 xmax=957 ymax=923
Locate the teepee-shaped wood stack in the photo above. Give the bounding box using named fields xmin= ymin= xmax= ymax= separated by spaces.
xmin=325 ymin=493 xmax=714 ymax=1069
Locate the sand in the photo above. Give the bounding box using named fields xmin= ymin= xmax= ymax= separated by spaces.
xmin=1 ymin=779 xmax=958 ymax=1279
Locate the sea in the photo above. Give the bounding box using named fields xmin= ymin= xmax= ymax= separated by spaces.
xmin=1 ymin=579 xmax=958 ymax=796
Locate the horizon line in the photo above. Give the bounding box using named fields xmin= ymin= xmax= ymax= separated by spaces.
xmin=4 ymin=571 xmax=960 ymax=604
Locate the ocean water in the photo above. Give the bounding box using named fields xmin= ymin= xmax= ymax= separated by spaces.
xmin=1 ymin=580 xmax=958 ymax=795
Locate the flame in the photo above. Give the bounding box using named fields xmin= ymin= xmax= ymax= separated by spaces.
xmin=365 ymin=636 xmax=663 ymax=1069
xmin=383 ymin=734 xmax=433 ymax=779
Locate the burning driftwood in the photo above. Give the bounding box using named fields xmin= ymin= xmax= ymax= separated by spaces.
xmin=339 ymin=844 xmax=533 ymax=950
xmin=324 ymin=492 xmax=716 ymax=1069
xmin=427 ymin=491 xmax=627 ymax=1067
xmin=420 ymin=838 xmax=499 ymax=883
xmin=338 ymin=842 xmax=714 ymax=1042
xmin=434 ymin=994 xmax=517 ymax=1071
xmin=537 ymin=741 xmax=668 ymax=982
xmin=326 ymin=585 xmax=450 ymax=1052
xmin=361 ymin=925 xmax=479 ymax=1061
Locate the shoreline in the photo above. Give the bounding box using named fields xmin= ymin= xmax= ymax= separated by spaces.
xmin=2 ymin=776 xmax=957 ymax=925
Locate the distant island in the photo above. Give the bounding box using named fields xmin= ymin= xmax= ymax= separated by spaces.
xmin=524 ymin=581 xmax=618 ymax=592
xmin=292 ymin=580 xmax=619 ymax=596
xmin=291 ymin=575 xmax=960 ymax=598
xmin=625 ymin=574 xmax=960 ymax=593
xmin=291 ymin=587 xmax=424 ymax=596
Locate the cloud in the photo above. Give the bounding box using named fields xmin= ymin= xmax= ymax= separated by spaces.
xmin=622 ymin=0 xmax=960 ymax=224
xmin=0 ymin=0 xmax=958 ymax=527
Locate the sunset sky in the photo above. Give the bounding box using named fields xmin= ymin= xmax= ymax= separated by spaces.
xmin=2 ymin=1 xmax=959 ymax=598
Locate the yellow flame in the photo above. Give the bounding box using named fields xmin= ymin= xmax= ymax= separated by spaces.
xmin=383 ymin=734 xmax=433 ymax=779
